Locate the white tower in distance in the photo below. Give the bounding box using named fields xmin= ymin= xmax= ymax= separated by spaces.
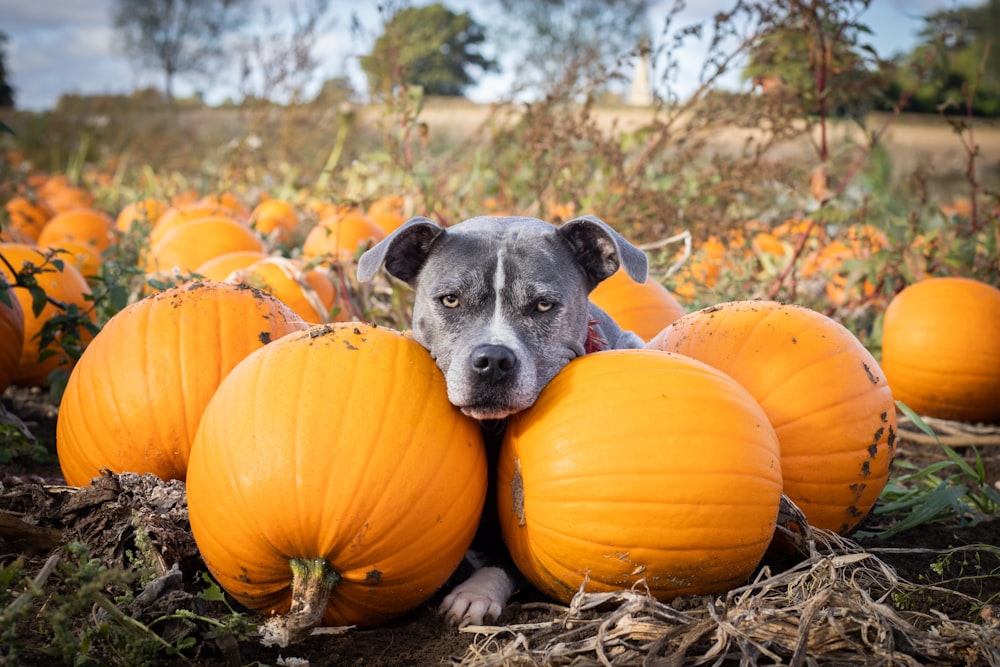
xmin=626 ymin=40 xmax=653 ymax=107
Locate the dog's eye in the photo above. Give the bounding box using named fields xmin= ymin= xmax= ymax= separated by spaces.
xmin=535 ymin=300 xmax=554 ymax=313
xmin=441 ymin=294 xmax=460 ymax=308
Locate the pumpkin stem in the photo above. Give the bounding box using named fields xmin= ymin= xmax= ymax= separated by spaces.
xmin=259 ymin=557 xmax=340 ymax=647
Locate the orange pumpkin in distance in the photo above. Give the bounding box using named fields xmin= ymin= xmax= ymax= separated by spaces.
xmin=589 ymin=267 xmax=686 ymax=341
xmin=0 ymin=282 xmax=25 ymax=394
xmin=187 ymin=323 xmax=486 ymax=632
xmin=0 ymin=243 xmax=95 ymax=387
xmin=150 ymin=203 xmax=240 ymax=244
xmin=145 ymin=216 xmax=265 ymax=274
xmin=56 ymin=281 xmax=307 ymax=485
xmin=37 ymin=208 xmax=114 ymax=252
xmin=4 ymin=196 xmax=54 ymax=241
xmin=366 ymin=195 xmax=406 ymax=235
xmin=226 ymin=256 xmax=344 ymax=324
xmin=250 ymin=198 xmax=299 ymax=244
xmin=116 ymin=198 xmax=168 ymax=233
xmin=647 ymin=300 xmax=897 ymax=534
xmin=499 ymin=349 xmax=783 ymax=604
xmin=194 ymin=250 xmax=269 ymax=282
xmin=881 ymin=276 xmax=1000 ymax=423
xmin=302 ymin=211 xmax=386 ymax=262
xmin=44 ymin=239 xmax=102 ymax=279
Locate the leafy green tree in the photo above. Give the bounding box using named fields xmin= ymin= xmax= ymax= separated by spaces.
xmin=0 ymin=32 xmax=14 ymax=108
xmin=741 ymin=0 xmax=889 ymax=121
xmin=894 ymin=0 xmax=1000 ymax=116
xmin=111 ymin=0 xmax=253 ymax=101
xmin=360 ymin=3 xmax=497 ymax=98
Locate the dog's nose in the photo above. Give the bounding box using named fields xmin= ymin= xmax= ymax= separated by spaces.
xmin=471 ymin=344 xmax=517 ymax=379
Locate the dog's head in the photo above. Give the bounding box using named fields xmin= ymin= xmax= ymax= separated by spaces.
xmin=357 ymin=215 xmax=647 ymax=419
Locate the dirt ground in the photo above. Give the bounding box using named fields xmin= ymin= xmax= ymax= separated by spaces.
xmin=2 ymin=384 xmax=999 ymax=666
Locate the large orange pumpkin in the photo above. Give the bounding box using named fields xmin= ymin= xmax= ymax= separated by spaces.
xmin=150 ymin=203 xmax=239 ymax=244
xmin=589 ymin=267 xmax=686 ymax=341
xmin=145 ymin=216 xmax=265 ymax=274
xmin=56 ymin=281 xmax=307 ymax=485
xmin=187 ymin=323 xmax=486 ymax=635
xmin=0 ymin=282 xmax=25 ymax=393
xmin=37 ymin=208 xmax=114 ymax=253
xmin=0 ymin=243 xmax=95 ymax=386
xmin=499 ymin=349 xmax=782 ymax=604
xmin=647 ymin=300 xmax=896 ymax=534
xmin=881 ymin=276 xmax=1000 ymax=423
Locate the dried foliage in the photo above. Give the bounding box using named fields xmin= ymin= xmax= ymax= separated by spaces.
xmin=458 ymin=525 xmax=1000 ymax=666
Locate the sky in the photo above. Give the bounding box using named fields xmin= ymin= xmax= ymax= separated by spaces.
xmin=0 ymin=0 xmax=960 ymax=112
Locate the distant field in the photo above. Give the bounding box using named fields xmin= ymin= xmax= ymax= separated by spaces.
xmin=5 ymin=101 xmax=998 ymax=196
xmin=404 ymin=100 xmax=1000 ymax=191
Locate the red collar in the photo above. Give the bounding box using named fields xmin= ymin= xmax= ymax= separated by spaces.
xmin=584 ymin=318 xmax=608 ymax=354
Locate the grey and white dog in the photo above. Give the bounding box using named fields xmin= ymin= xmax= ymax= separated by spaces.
xmin=357 ymin=214 xmax=647 ymax=626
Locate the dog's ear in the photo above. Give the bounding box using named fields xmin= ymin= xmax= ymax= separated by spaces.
xmin=357 ymin=216 xmax=444 ymax=285
xmin=559 ymin=215 xmax=648 ymax=289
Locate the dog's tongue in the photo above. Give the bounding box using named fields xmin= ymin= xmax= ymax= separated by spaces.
xmin=584 ymin=319 xmax=608 ymax=354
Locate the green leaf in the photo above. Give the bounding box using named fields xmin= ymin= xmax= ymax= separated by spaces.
xmin=28 ymin=285 xmax=49 ymax=317
xmin=197 ymin=572 xmax=227 ymax=603
xmin=878 ymin=483 xmax=971 ymax=539
xmin=896 ymin=400 xmax=938 ymax=440
xmin=108 ymin=284 xmax=130 ymax=312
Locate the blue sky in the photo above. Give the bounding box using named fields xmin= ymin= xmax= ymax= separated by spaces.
xmin=0 ymin=0 xmax=958 ymax=111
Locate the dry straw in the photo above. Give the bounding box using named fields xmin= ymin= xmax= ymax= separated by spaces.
xmin=896 ymin=414 xmax=1000 ymax=449
xmin=457 ymin=499 xmax=1000 ymax=666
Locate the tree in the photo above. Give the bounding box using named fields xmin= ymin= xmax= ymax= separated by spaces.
xmin=0 ymin=32 xmax=14 ymax=108
xmin=360 ymin=4 xmax=497 ymax=98
xmin=900 ymin=0 xmax=1000 ymax=116
xmin=488 ymin=0 xmax=652 ymax=98
xmin=741 ymin=0 xmax=888 ymax=122
xmin=111 ymin=0 xmax=252 ymax=102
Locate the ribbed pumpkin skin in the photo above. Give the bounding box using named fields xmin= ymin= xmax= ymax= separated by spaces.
xmin=589 ymin=267 xmax=686 ymax=341
xmin=56 ymin=281 xmax=307 ymax=485
xmin=499 ymin=349 xmax=782 ymax=604
xmin=0 ymin=284 xmax=25 ymax=393
xmin=647 ymin=300 xmax=896 ymax=534
xmin=186 ymin=323 xmax=487 ymax=627
xmin=881 ymin=277 xmax=1000 ymax=423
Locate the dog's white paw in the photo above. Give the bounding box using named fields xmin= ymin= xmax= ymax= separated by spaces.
xmin=439 ymin=566 xmax=515 ymax=626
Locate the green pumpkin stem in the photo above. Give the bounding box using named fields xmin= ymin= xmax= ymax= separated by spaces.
xmin=259 ymin=557 xmax=341 ymax=647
